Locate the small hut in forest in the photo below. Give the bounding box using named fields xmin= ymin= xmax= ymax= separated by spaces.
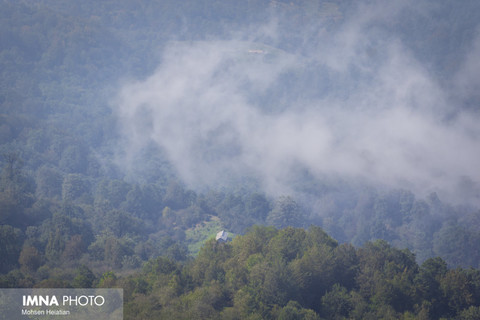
xmin=216 ymin=230 xmax=228 ymax=243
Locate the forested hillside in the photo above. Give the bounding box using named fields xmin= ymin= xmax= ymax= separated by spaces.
xmin=120 ymin=226 xmax=480 ymax=319
xmin=1 ymin=0 xmax=480 ymax=318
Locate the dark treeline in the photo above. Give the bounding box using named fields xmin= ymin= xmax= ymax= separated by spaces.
xmin=6 ymin=224 xmax=480 ymax=319
xmin=119 ymin=226 xmax=480 ymax=319
xmin=1 ymin=152 xmax=480 ymax=286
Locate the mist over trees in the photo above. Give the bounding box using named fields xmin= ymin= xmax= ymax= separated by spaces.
xmin=1 ymin=0 xmax=480 ymax=318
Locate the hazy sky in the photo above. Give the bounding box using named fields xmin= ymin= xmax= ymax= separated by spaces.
xmin=115 ymin=1 xmax=480 ymax=206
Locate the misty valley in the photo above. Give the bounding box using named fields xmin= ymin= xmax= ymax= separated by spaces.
xmin=1 ymin=0 xmax=480 ymax=319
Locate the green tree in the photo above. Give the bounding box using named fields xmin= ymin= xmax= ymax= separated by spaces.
xmin=0 ymin=153 xmax=34 ymax=197
xmin=45 ymin=228 xmax=65 ymax=261
xmin=44 ymin=211 xmax=94 ymax=263
xmin=244 ymin=193 xmax=270 ymax=223
xmin=290 ymin=243 xmax=336 ymax=311
xmin=72 ymin=265 xmax=96 ymax=288
xmin=0 ymin=153 xmax=35 ymax=226
xmin=95 ymin=179 xmax=131 ymax=209
xmin=122 ymin=183 xmax=164 ymax=219
xmin=190 ymin=238 xmax=232 ymax=285
xmin=267 ymin=196 xmax=304 ymax=229
xmin=321 ymin=284 xmax=353 ymax=320
xmin=440 ymin=269 xmax=475 ymax=317
xmin=163 ymin=180 xmax=195 ymax=210
xmin=356 ymin=240 xmax=418 ymax=313
xmin=333 ymin=243 xmax=358 ymax=289
xmin=0 ymin=225 xmax=24 ymax=273
xmin=267 ymin=227 xmax=307 ymax=262
xmin=59 ymin=144 xmax=88 ymax=174
xmin=277 ymin=300 xmax=320 ymax=320
xmin=247 ymin=257 xmax=296 ymax=310
xmin=414 ymin=257 xmax=448 ymax=318
xmin=62 ymin=234 xmax=85 ymax=261
xmin=103 ymin=237 xmax=134 ymax=269
xmin=61 ymin=174 xmax=91 ymax=203
xmin=458 ymin=306 xmax=480 ymax=320
xmin=35 ymin=166 xmax=63 ymax=199
xmin=18 ymin=246 xmax=42 ymax=273
xmin=98 ymin=271 xmax=117 ymax=288
xmin=230 ymin=225 xmax=278 ymax=262
xmin=433 ymin=223 xmax=476 ymax=268
xmin=104 ymin=209 xmax=145 ymax=237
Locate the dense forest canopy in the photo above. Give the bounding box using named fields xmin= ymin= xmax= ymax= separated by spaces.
xmin=117 ymin=226 xmax=480 ymax=319
xmin=1 ymin=0 xmax=480 ymax=318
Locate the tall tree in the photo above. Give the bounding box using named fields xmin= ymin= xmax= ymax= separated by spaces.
xmin=267 ymin=196 xmax=304 ymax=229
xmin=0 ymin=225 xmax=24 ymax=273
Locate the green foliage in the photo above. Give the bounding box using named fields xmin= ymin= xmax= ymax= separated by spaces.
xmin=321 ymin=284 xmax=353 ymax=319
xmin=441 ymin=269 xmax=476 ymax=317
xmin=185 ymin=217 xmax=223 ymax=256
xmin=59 ymin=144 xmax=88 ymax=174
xmin=95 ymin=179 xmax=131 ymax=209
xmin=433 ymin=222 xmax=480 ymax=268
xmin=458 ymin=306 xmax=480 ymax=320
xmin=103 ymin=236 xmax=134 ymax=269
xmin=0 ymin=153 xmax=35 ymax=227
xmin=277 ymin=300 xmax=320 ymax=320
xmin=267 ymin=227 xmax=307 ymax=261
xmin=1 ymin=5 xmax=480 ymax=320
xmin=290 ymin=242 xmax=337 ymax=310
xmin=35 ymin=166 xmax=63 ymax=199
xmin=72 ymin=265 xmax=96 ymax=288
xmin=415 ymin=257 xmax=448 ymax=318
xmin=18 ymin=246 xmax=42 ymax=273
xmin=98 ymin=271 xmax=117 ymax=288
xmin=115 ymin=226 xmax=480 ymax=319
xmin=164 ymin=180 xmax=195 ymax=210
xmin=61 ymin=174 xmax=91 ymax=203
xmin=267 ymin=196 xmax=304 ymax=229
xmin=0 ymin=225 xmax=24 ymax=273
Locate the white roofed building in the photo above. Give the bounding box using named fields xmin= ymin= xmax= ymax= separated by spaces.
xmin=216 ymin=230 xmax=228 ymax=243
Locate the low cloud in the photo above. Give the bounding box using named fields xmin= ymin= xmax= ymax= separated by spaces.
xmin=115 ymin=1 xmax=480 ymax=206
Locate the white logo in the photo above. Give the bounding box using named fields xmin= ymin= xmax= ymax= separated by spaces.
xmin=23 ymin=295 xmax=59 ymax=307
